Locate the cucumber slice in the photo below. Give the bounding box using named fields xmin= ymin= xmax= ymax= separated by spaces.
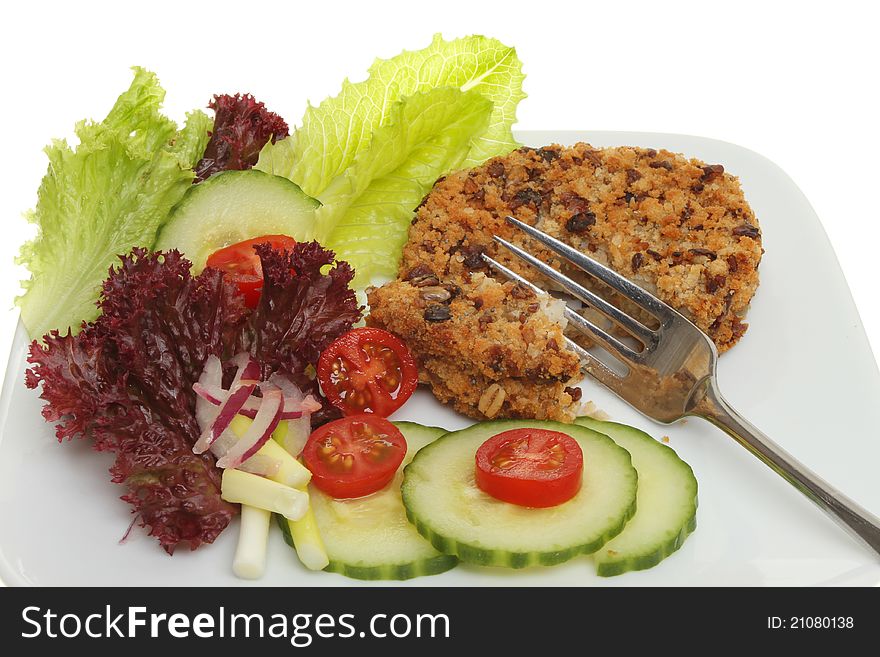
xmin=575 ymin=417 xmax=698 ymax=576
xmin=279 ymin=421 xmax=458 ymax=580
xmin=155 ymin=169 xmax=320 ymax=272
xmin=402 ymin=420 xmax=638 ymax=568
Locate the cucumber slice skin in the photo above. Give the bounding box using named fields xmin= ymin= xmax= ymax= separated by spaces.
xmin=575 ymin=417 xmax=698 ymax=577
xmin=404 ymin=510 xmax=603 ymax=569
xmin=276 ymin=514 xmax=457 ymax=580
xmin=155 ymin=169 xmax=320 ymax=272
xmin=402 ymin=419 xmax=638 ymax=569
xmin=283 ymin=421 xmax=458 ymax=581
xmin=323 ymin=423 xmax=458 ymax=579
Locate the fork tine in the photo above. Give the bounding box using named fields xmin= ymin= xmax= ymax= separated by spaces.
xmin=490 ymin=237 xmax=657 ymax=349
xmin=483 ymin=254 xmax=630 ymax=389
xmin=504 ymin=215 xmax=673 ymax=320
xmin=559 ymin=333 xmax=621 ymax=379
xmin=482 ymin=254 xmax=642 ymax=365
xmin=555 ymin=330 xmax=633 ymax=399
xmin=564 ymin=337 xmax=634 ymax=395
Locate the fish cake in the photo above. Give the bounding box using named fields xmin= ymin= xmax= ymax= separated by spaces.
xmin=370 ymin=142 xmax=762 ymax=420
xmin=367 ymin=272 xmax=583 ymax=421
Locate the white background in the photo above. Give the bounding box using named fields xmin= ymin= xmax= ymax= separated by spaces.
xmin=1 ymin=0 xmax=878 ymax=387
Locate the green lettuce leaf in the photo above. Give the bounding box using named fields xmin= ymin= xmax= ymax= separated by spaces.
xmin=324 ymin=88 xmax=491 ymax=283
xmin=17 ymin=67 xmax=210 ymax=340
xmin=366 ymin=34 xmax=526 ymax=168
xmin=256 ymin=34 xmax=525 ymax=283
xmin=171 ymin=110 xmax=214 ymax=167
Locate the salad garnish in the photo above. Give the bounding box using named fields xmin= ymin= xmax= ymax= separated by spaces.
xmin=474 ymin=428 xmax=585 ymax=508
xmin=302 ymin=414 xmax=408 ymax=499
xmin=205 ymin=235 xmax=298 ymax=308
xmin=256 ymin=34 xmax=526 ymax=283
xmin=317 ymin=327 xmax=418 ymax=417
xmin=235 ymin=242 xmax=360 ymax=403
xmin=16 ymin=68 xmax=212 ymax=340
xmin=193 ymin=93 xmax=289 ymax=182
xmin=17 ymin=35 xmax=527 ymax=343
xmin=25 ymin=242 xmax=360 ymax=553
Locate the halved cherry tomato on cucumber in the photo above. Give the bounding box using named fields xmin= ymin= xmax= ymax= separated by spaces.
xmin=317 ymin=327 xmax=418 ymax=417
xmin=302 ymin=414 xmax=407 ymax=498
xmin=475 ymin=428 xmax=584 ymax=508
xmin=206 ymin=234 xmax=296 ymax=308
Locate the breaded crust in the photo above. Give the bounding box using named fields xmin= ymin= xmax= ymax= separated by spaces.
xmin=367 ymin=272 xmax=582 ymax=421
xmin=401 ymin=143 xmax=762 ymax=352
xmin=369 ymin=142 xmax=762 ymax=421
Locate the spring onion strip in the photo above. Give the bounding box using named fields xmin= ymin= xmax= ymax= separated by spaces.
xmin=221 ymin=469 xmax=309 ymax=521
xmin=232 ymin=505 xmax=272 ymax=579
xmin=284 ymin=506 xmax=329 ymax=571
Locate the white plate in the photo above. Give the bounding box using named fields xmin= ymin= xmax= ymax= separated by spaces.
xmin=1 ymin=131 xmax=878 ymax=587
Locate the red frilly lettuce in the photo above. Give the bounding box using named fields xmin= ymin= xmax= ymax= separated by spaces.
xmin=25 ymin=243 xmax=360 ymax=554
xmin=193 ymin=94 xmax=289 ymax=182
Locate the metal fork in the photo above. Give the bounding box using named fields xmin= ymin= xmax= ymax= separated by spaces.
xmin=485 ymin=214 xmax=880 ymax=556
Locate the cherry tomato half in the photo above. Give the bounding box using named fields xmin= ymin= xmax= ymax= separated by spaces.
xmin=206 ymin=234 xmax=296 ymax=308
xmin=317 ymin=327 xmax=418 ymax=417
xmin=302 ymin=414 xmax=407 ymax=498
xmin=475 ymin=428 xmax=584 ymax=508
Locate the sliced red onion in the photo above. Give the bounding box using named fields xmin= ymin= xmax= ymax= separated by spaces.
xmin=195 ymin=355 xmax=223 ymax=433
xmin=193 ymin=353 xmax=261 ymax=454
xmin=269 ymin=374 xmax=314 ymax=456
xmin=198 ymin=384 xmax=319 ymax=414
xmin=269 ymin=372 xmax=300 ymax=399
xmin=193 ymin=382 xmax=315 ymax=420
xmin=243 ymin=406 xmax=307 ymax=421
xmin=209 ymin=428 xmax=239 ymax=458
xmin=200 ymin=354 xmax=223 ymax=385
xmin=298 ymin=395 xmax=322 ymax=413
xmin=237 ymin=453 xmax=283 ymax=478
xmin=193 ymin=382 xmax=227 ymax=406
xmin=193 ymin=382 xmax=256 ymax=454
xmin=230 ymin=352 xmax=261 ymax=384
xmin=216 ymin=383 xmax=284 ymax=469
xmin=194 ymin=357 xmax=319 ymax=463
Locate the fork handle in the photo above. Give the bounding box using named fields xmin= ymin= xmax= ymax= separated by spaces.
xmin=693 ymin=377 xmax=880 ymax=557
